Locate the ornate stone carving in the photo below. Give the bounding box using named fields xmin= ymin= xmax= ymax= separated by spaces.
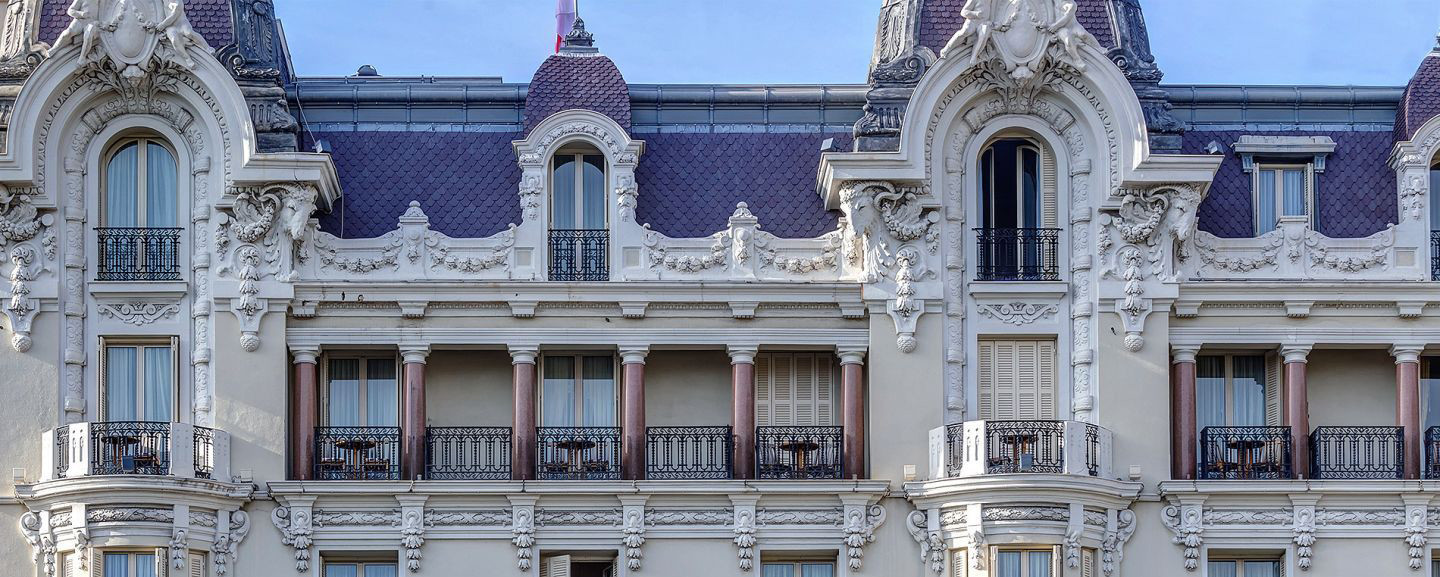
xmin=621 ymin=507 xmax=645 ymax=571
xmin=977 ymin=301 xmax=1058 ymax=325
xmin=842 ymin=504 xmax=885 ymax=571
xmin=169 ymin=528 xmax=187 ymax=570
xmin=518 ymin=174 xmax=541 ymax=222
xmin=1099 ymin=185 xmax=1202 ymax=352
xmin=1400 ymin=174 xmax=1426 ymax=223
xmin=271 ymin=506 xmax=313 ymax=572
xmin=219 ymin=183 xmax=317 ymax=281
xmin=88 ymin=507 xmax=174 ymax=523
xmin=0 ymin=0 xmax=43 ymax=79
xmin=1191 ymin=229 xmax=1282 ymax=273
xmin=218 ymin=0 xmax=282 ymax=79
xmin=536 ymin=508 xmax=621 ymax=526
xmin=616 ymin=174 xmax=638 ymax=222
xmin=645 ymin=227 xmax=730 ymax=272
xmin=1162 ymin=504 xmax=1204 ymax=571
xmin=429 ymin=225 xmax=514 ymax=273
xmin=5 ymin=244 xmax=40 ymax=352
xmin=312 ymin=510 xmax=399 ymax=527
xmin=1293 ymin=506 xmax=1315 ymax=571
xmin=1101 ymin=510 xmax=1136 ymax=576
xmin=55 ymin=0 xmax=209 ymax=76
xmin=1315 ymin=508 xmax=1405 ymax=525
xmin=756 ymin=508 xmax=843 ymax=526
xmin=1107 ymin=0 xmax=1185 ymax=152
xmin=19 ymin=511 xmax=53 ymax=577
xmin=231 ymin=245 xmax=264 ymax=351
xmin=969 ymin=529 xmax=987 ymax=571
xmin=645 ymin=508 xmax=731 ymax=526
xmin=98 ymin=301 xmax=180 ymax=326
xmin=888 ymin=246 xmax=922 ymax=352
xmin=1406 ymin=506 xmax=1427 ymax=571
xmin=941 ymin=0 xmax=1094 ymax=78
xmin=1305 ymin=226 xmax=1392 ymax=272
xmin=424 ymin=509 xmax=510 ymax=526
xmin=211 ymin=511 xmax=249 ymax=576
xmin=733 ymin=507 xmax=757 ymax=572
xmin=0 ymin=187 xmax=44 ymax=244
xmin=512 ymin=506 xmax=536 ymax=572
xmin=854 ymin=0 xmax=934 ymax=150
xmin=840 ymin=180 xmax=938 ymax=351
xmin=520 ymin=121 xmax=633 ymax=166
xmin=73 ymin=528 xmax=89 ymax=572
xmin=399 ymin=508 xmax=424 ymax=572
xmin=906 ymin=510 xmax=944 ymax=574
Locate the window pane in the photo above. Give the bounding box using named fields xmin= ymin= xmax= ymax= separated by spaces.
xmin=581 ymin=155 xmax=606 ymax=229
xmin=760 ymin=565 xmax=794 ymax=577
xmin=542 ymin=357 xmax=576 ymax=427
xmin=364 ymin=564 xmax=399 ymax=577
xmin=1021 ymin=147 xmax=1040 ymax=228
xmin=552 ymin=156 xmax=577 ymax=229
xmin=1207 ymin=561 xmax=1238 ymax=577
xmin=366 ymin=359 xmax=398 ymax=427
xmin=143 ymin=346 xmax=173 ymax=422
xmin=1282 ymin=169 xmax=1306 ymax=217
xmin=1026 ymin=551 xmax=1053 ymax=577
xmin=1429 ymin=167 xmax=1439 ymax=229
xmin=996 ymin=551 xmax=1022 ymax=577
xmin=1425 ymin=357 xmax=1440 ymax=430
xmin=106 ymin=346 xmax=139 ymax=421
xmin=133 ymin=554 xmax=156 ymax=577
xmin=104 ymin=553 xmax=130 ymax=577
xmin=146 ymin=143 xmax=177 ymax=227
xmin=1231 ymin=355 xmax=1267 ymax=426
xmin=581 ymin=356 xmax=615 ymax=427
xmin=327 ymin=359 xmax=361 ymax=426
xmin=324 ymin=564 xmax=359 ymax=577
xmin=1256 ymin=170 xmax=1277 ymax=234
xmin=1196 ymin=356 xmax=1226 ymax=431
xmin=106 ymin=143 xmax=139 ymax=227
xmin=980 ymin=149 xmax=994 ymax=227
xmin=800 ymin=564 xmax=834 ymax=577
xmin=1244 ymin=560 xmax=1281 ymax=577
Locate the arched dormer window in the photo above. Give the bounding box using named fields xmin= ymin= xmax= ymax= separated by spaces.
xmin=97 ymin=137 xmax=182 ymax=281
xmin=1430 ymin=158 xmax=1439 ymax=280
xmin=975 ymin=137 xmax=1059 ymax=281
xmin=548 ymin=145 xmax=609 ymax=281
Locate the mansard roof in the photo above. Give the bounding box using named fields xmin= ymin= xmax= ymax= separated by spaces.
xmin=524 ymin=51 xmax=631 ymax=134
xmin=918 ymin=0 xmax=1116 ymax=56
xmin=39 ymin=0 xmax=235 ymax=47
xmin=1394 ymin=41 xmax=1440 ymax=142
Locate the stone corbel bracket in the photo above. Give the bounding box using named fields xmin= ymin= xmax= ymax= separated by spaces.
xmin=271 ymin=498 xmax=315 ymax=573
xmin=839 ymin=180 xmax=941 ymax=353
xmin=1161 ymin=500 xmax=1205 ymax=572
xmin=841 ymin=501 xmax=886 ymax=571
xmin=509 ymin=497 xmax=537 ymax=572
xmin=1098 ymin=183 xmax=1207 ymax=352
xmin=730 ymin=496 xmax=759 ymax=571
xmin=396 ymin=496 xmax=427 ymax=572
xmin=620 ymin=500 xmax=647 ymax=571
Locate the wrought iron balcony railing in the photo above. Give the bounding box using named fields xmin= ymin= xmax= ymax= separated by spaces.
xmin=537 ymin=426 xmax=621 ymax=480
xmin=936 ymin=420 xmax=1111 ymax=478
xmin=193 ymin=425 xmax=216 ymax=479
xmin=425 ymin=426 xmax=512 ymax=480
xmin=96 ymin=227 xmax=183 ymax=281
xmin=756 ymin=426 xmax=843 ymax=480
xmin=90 ymin=421 xmax=171 ymax=476
xmin=1199 ymin=426 xmax=1292 ymax=480
xmin=974 ymin=227 xmax=1062 ymax=281
xmin=1310 ymin=426 xmax=1403 ymax=480
xmin=646 ymin=426 xmax=732 ymax=480
xmin=45 ymin=421 xmax=228 ymax=481
xmin=548 ymin=229 xmax=609 ymax=281
xmin=1432 ymin=231 xmax=1440 ymax=281
xmin=314 ymin=426 xmax=401 ymax=480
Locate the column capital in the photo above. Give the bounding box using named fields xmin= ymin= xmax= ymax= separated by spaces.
xmin=290 ymin=346 xmax=320 ymax=365
xmin=1391 ymin=344 xmax=1426 ymax=364
xmin=620 ymin=347 xmax=650 ymax=365
xmin=727 ymin=345 xmax=759 ymax=365
xmin=1171 ymin=345 xmax=1201 ymax=364
xmin=836 ymin=347 xmax=866 ymax=366
xmin=400 ymin=346 xmax=431 ymax=365
xmin=509 ymin=345 xmax=539 ymax=365
xmin=1280 ymin=344 xmax=1313 ymax=364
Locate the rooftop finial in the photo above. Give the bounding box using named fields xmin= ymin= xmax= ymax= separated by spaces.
xmin=560 ymin=17 xmax=598 ymax=54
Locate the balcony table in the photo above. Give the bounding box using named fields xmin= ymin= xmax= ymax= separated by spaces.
xmin=778 ymin=440 xmax=821 ymax=473
xmin=101 ymin=434 xmax=142 ymax=471
xmin=553 ymin=439 xmax=598 ymax=473
xmin=1227 ymin=439 xmax=1268 ymax=476
xmin=999 ymin=433 xmax=1038 ymax=471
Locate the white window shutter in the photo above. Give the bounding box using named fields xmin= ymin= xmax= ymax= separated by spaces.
xmin=980 ymin=340 xmax=1057 ymax=420
xmin=1265 ymin=353 xmax=1283 ymax=426
xmin=1015 ymin=341 xmax=1038 ymax=419
xmin=953 ymin=550 xmax=967 ymax=577
xmin=978 ymin=341 xmax=996 ymax=420
xmin=1082 ymin=548 xmax=1095 ymax=577
xmin=1037 ymin=340 xmax=1057 ymax=420
xmin=815 ymin=354 xmax=834 ymax=426
xmin=755 ymin=353 xmax=834 ymax=427
xmin=794 ymin=354 xmax=815 ymax=426
xmin=755 ymin=354 xmax=772 ymax=427
xmin=1042 ymin=146 xmax=1058 ymax=228
xmin=58 ymin=554 xmax=72 ymax=577
xmin=772 ymin=354 xmax=795 ymax=426
xmin=542 ymin=555 xmax=571 ymax=577
xmin=190 ymin=552 xmax=206 ymax=577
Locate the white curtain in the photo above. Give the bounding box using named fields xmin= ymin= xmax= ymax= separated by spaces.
xmin=366 ymin=359 xmax=398 ymax=427
xmin=327 ymin=359 xmax=361 ymax=426
xmin=1231 ymin=355 xmax=1266 ymax=426
xmin=1026 ymin=551 xmax=1052 ymax=577
xmin=363 ymin=564 xmax=399 ymax=577
xmin=581 ymin=356 xmax=615 ymax=427
xmin=581 ymin=155 xmax=606 ymax=229
xmin=760 ymin=565 xmax=793 ymax=577
xmin=799 ymin=564 xmax=834 ymax=577
xmin=995 ymin=551 xmax=1022 ymax=577
xmin=106 ymin=144 xmax=139 ymax=227
xmin=1207 ymin=561 xmax=1238 ymax=577
xmin=542 ymin=358 xmax=576 ymax=427
xmin=133 ymin=554 xmax=157 ymax=577
xmin=146 ymin=143 xmax=177 ymax=227
xmin=1244 ymin=561 xmax=1280 ymax=577
xmin=1282 ymin=169 xmax=1306 ymax=217
xmin=106 ymin=346 xmax=138 ymax=421
xmin=324 ymin=564 xmax=359 ymax=577
xmin=143 ymin=346 xmax=172 ymax=422
xmin=1424 ymin=358 xmax=1440 ymax=430
xmin=1255 ymin=170 xmax=1277 ymax=234
xmin=1196 ymin=356 xmax=1227 ymax=430
xmin=1429 ymin=168 xmax=1439 ymax=230
xmin=104 ymin=553 xmax=130 ymax=577
xmin=552 ymin=157 xmax=577 ymax=229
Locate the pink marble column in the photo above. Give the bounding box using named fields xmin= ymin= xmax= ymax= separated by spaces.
xmin=620 ymin=348 xmax=649 ymax=480
xmin=1171 ymin=346 xmax=1199 ymax=480
xmin=1282 ymin=346 xmax=1312 ymax=479
xmin=510 ymin=347 xmax=538 ymax=481
xmin=401 ymin=347 xmax=429 ymax=480
xmin=1394 ymin=345 xmax=1424 ymax=480
xmin=838 ymin=348 xmax=866 ymax=480
xmin=291 ymin=348 xmax=320 ymax=480
xmin=728 ymin=346 xmax=758 ymax=479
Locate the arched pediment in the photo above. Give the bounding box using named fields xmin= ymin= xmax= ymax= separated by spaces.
xmin=513 ymin=109 xmax=645 ymax=169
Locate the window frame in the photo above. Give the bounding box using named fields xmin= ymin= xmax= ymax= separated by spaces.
xmin=549 ymin=147 xmax=608 ymax=231
xmin=98 ymin=336 xmax=179 ymax=423
xmin=320 ymin=353 xmax=401 ymax=427
xmin=980 ymin=138 xmax=1048 ymax=230
xmin=101 ymin=136 xmax=179 ymax=229
xmin=1206 ymin=556 xmax=1284 ymax=577
xmin=100 ymin=550 xmax=161 ymax=577
xmin=991 ymin=547 xmax=1059 ymax=577
xmin=538 ymin=353 xmax=618 ymax=428
xmin=758 ymin=560 xmax=837 ymax=577
xmin=321 ymin=559 xmax=400 ymax=577
xmin=754 ymin=352 xmax=839 ymax=427
xmin=1195 ymin=353 xmax=1273 ymax=428
xmin=1252 ymin=162 xmax=1315 ymax=235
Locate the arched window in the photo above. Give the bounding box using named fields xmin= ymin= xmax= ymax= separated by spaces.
xmin=548 ymin=146 xmax=608 ymax=281
xmin=98 ymin=137 xmax=181 ymax=281
xmin=1430 ymin=158 xmax=1439 ymax=281
xmin=976 ymin=138 xmax=1059 ymax=281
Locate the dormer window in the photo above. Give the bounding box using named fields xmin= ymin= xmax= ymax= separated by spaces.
xmin=548 ymin=146 xmax=608 ymax=281
xmin=975 ymin=137 xmax=1060 ymax=281
xmin=97 ymin=137 xmax=182 ymax=281
xmin=1252 ymin=163 xmax=1313 ymax=235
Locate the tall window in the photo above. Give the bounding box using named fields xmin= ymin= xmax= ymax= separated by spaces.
xmin=102 ymin=552 xmax=157 ymax=577
xmin=325 ymin=357 xmax=399 ymax=427
xmin=995 ymin=550 xmax=1055 ymax=577
xmin=548 ymin=148 xmax=609 ymax=281
xmin=755 ymin=353 xmax=837 ymax=427
xmin=977 ymin=340 xmax=1057 ymax=420
xmin=760 ymin=562 xmax=835 ymax=577
xmin=101 ymin=338 xmax=176 ymax=422
xmin=1196 ymin=354 xmax=1278 ymax=431
xmin=1207 ymin=558 xmax=1281 ymax=577
xmin=541 ymin=355 xmax=616 ymax=427
xmin=977 ymin=138 xmax=1059 ymax=281
xmin=104 ymin=138 xmax=177 ymax=228
xmin=1423 ymin=357 xmax=1440 ymax=431
xmin=1253 ymin=163 xmax=1312 ymax=235
xmin=323 ymin=562 xmax=398 ymax=577
xmin=981 ymin=139 xmax=1044 ymax=230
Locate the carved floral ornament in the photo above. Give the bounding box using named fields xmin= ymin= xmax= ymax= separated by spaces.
xmin=838 ymin=180 xmax=939 ymax=353
xmin=52 ymin=0 xmax=211 ymax=76
xmin=1097 ymin=184 xmax=1203 ymax=352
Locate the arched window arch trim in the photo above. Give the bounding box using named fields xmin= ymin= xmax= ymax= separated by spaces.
xmin=100 ymin=132 xmax=180 ymax=229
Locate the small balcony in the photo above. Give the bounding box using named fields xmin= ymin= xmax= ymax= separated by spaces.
xmin=646 ymin=426 xmax=732 ymax=480
xmin=425 ymin=426 xmax=511 ymax=480
xmin=314 ymin=426 xmax=401 ymax=480
xmin=1200 ymin=426 xmax=1292 ymax=480
xmin=756 ymin=426 xmax=843 ymax=480
xmin=549 ymin=229 xmax=609 ymax=281
xmin=932 ymin=420 xmax=1112 ymax=479
xmin=96 ymin=227 xmax=183 ymax=281
xmin=1310 ymin=426 xmax=1403 ymax=479
xmin=43 ymin=421 xmax=228 ymax=481
xmin=1431 ymin=230 xmax=1440 ymax=281
xmin=974 ymin=227 xmax=1061 ymax=281
xmin=537 ymin=426 xmax=621 ymax=480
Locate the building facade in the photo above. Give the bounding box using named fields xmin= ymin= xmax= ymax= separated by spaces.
xmin=2 ymin=0 xmax=1440 ymax=576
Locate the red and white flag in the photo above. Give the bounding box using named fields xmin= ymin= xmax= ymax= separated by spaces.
xmin=556 ymin=0 xmax=578 ymax=52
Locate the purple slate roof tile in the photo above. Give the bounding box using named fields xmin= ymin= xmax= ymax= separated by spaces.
xmin=311 ymin=131 xmax=523 ymax=240
xmin=524 ymin=54 xmax=631 ymax=134
xmin=634 ymin=132 xmax=849 ymax=239
xmin=1394 ymin=51 xmax=1440 ymax=142
xmin=919 ymin=0 xmax=1114 ymax=56
xmin=40 ymin=0 xmax=233 ymax=48
xmin=1183 ymin=130 xmax=1397 ymax=239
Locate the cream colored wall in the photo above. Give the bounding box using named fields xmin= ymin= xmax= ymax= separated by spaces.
xmin=426 ymin=350 xmax=514 ymax=427
xmin=645 ymin=350 xmax=731 ymax=426
xmin=1120 ymin=502 xmax=1183 ymax=576
xmin=213 ymin=313 xmax=288 ymax=483
xmin=1100 ymin=312 xmax=1171 ymax=485
xmin=0 ymin=313 xmax=57 ymax=492
xmin=868 ymin=314 xmax=943 ymax=485
xmin=235 ymin=500 xmax=306 ymax=577
xmin=410 ymin=539 xmax=516 ymax=576
xmin=643 ymin=539 xmax=753 ymax=577
xmin=1307 ymin=349 xmax=1396 ymax=427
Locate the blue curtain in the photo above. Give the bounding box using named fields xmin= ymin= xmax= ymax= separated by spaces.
xmin=581 ymin=155 xmax=606 ymax=229
xmin=1231 ymin=355 xmax=1266 ymax=426
xmin=760 ymin=565 xmax=794 ymax=577
xmin=552 ymin=157 xmax=577 ymax=229
xmin=1424 ymin=358 xmax=1440 ymax=430
xmin=366 ymin=359 xmax=397 ymax=427
xmin=799 ymin=564 xmax=834 ymax=577
xmin=1429 ymin=168 xmax=1439 ymax=230
xmin=363 ymin=564 xmax=399 ymax=577
xmin=582 ymin=356 xmax=615 ymax=427
xmin=324 ymin=564 xmax=359 ymax=577
xmin=995 ymin=551 xmax=1022 ymax=577
xmin=1021 ymin=148 xmax=1040 ymax=228
xmin=106 ymin=144 xmax=139 ymax=227
xmin=541 ymin=357 xmax=576 ymax=427
xmin=1208 ymin=561 xmax=1238 ymax=577
xmin=104 ymin=553 xmax=130 ymax=577
xmin=1281 ymin=169 xmax=1306 ymax=217
xmin=1244 ymin=560 xmax=1280 ymax=577
xmin=1196 ymin=356 xmax=1227 ymax=431
xmin=143 ymin=346 xmax=172 ymax=422
xmin=133 ymin=554 xmax=157 ymax=577
xmin=1026 ymin=551 xmax=1052 ymax=577
xmin=106 ymin=346 xmax=138 ymax=421
xmin=1255 ymin=170 xmax=1277 ymax=234
xmin=146 ymin=143 xmax=177 ymax=227
xmin=327 ymin=359 xmax=361 ymax=426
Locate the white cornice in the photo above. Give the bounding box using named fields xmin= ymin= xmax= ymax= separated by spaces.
xmin=1170 ymin=325 xmax=1440 ymax=348
xmin=16 ymin=476 xmax=254 ymax=510
xmin=1179 ymin=282 xmax=1440 ymax=304
xmin=904 ymin=474 xmax=1142 ymax=511
xmin=287 ymin=326 xmax=870 ymax=350
xmin=267 ymin=479 xmax=892 ymax=498
xmin=1159 ymin=479 xmax=1438 ymax=496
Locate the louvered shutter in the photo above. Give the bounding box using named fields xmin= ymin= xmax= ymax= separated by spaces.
xmin=190 ymin=552 xmax=206 ymax=577
xmin=1265 ymin=353 xmax=1283 ymax=426
xmin=98 ymin=337 xmax=110 ymax=420
xmin=1042 ymin=146 xmax=1058 ymax=228
xmin=540 ymin=555 xmax=571 ymax=577
xmin=815 ymin=354 xmax=835 ymax=426
xmin=953 ymin=550 xmax=967 ymax=577
xmin=1036 ymin=340 xmax=1057 ymax=420
xmin=1082 ymin=548 xmax=1095 ymax=577
xmin=772 ymin=354 xmax=794 ymax=426
xmin=794 ymin=354 xmax=815 ymax=426
xmin=155 ymin=548 xmax=169 ymax=577
xmin=58 ymin=554 xmax=72 ymax=577
xmin=979 ymin=340 xmax=1057 ymax=420
xmin=979 ymin=341 xmax=996 ymax=419
xmin=756 ymin=354 xmax=837 ymax=427
xmin=755 ymin=354 xmax=772 ymax=426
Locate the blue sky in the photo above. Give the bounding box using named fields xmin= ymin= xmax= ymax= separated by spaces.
xmin=276 ymin=0 xmax=1440 ymax=86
